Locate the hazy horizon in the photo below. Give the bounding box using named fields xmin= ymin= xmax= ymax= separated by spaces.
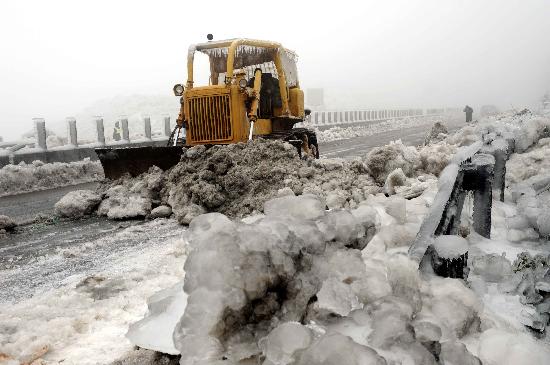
xmin=1 ymin=0 xmax=549 ymax=140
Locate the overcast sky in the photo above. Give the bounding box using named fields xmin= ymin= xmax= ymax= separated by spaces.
xmin=1 ymin=0 xmax=550 ymax=139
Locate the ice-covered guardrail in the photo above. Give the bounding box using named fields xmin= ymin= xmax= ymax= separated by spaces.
xmin=302 ymin=108 xmax=446 ymax=129
xmin=0 ymin=116 xmax=173 ymax=167
xmin=408 ymin=131 xmax=517 ymax=276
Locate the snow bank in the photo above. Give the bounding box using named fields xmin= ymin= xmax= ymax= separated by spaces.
xmin=0 ymin=159 xmax=103 ymax=196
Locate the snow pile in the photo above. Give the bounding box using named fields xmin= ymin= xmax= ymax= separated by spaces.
xmin=506 ymin=138 xmax=550 ymax=184
xmin=365 ymin=139 xmax=421 ymax=184
xmin=418 ymin=142 xmax=457 ymax=176
xmin=504 ymin=136 xmax=550 ymax=239
xmin=96 ymin=166 xmax=166 ymax=220
xmin=444 ymin=110 xmax=550 ymax=151
xmin=423 ymin=121 xmax=448 ymax=145
xmin=84 ymin=139 xmax=383 ymax=223
xmin=0 ymin=158 xmax=103 ymax=196
xmin=315 ymin=116 xmax=443 ymax=143
xmin=69 ymin=135 xmax=463 ymax=223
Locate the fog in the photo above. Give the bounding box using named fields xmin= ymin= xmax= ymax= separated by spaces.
xmin=1 ymin=0 xmax=550 ymax=140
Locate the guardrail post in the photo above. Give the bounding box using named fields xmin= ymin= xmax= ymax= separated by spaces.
xmin=164 ymin=116 xmax=172 ymax=137
xmin=95 ymin=117 xmax=105 ymax=146
xmin=33 ymin=118 xmax=47 ymax=150
xmin=121 ymin=118 xmax=130 ymax=142
xmin=66 ymin=117 xmax=78 ymax=147
xmin=144 ymin=116 xmax=152 ymax=140
xmin=462 ymin=153 xmax=495 ymax=238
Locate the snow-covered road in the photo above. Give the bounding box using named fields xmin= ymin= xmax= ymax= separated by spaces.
xmin=0 ymin=219 xmax=187 ymax=363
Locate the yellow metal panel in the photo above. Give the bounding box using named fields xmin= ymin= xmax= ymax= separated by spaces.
xmin=229 ymin=85 xmax=248 ymax=143
xmin=253 ymin=119 xmax=272 ymax=135
xmin=288 ymin=88 xmax=304 ymax=118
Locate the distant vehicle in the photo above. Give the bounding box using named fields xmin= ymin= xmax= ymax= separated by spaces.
xmin=480 ymin=105 xmax=499 ymax=117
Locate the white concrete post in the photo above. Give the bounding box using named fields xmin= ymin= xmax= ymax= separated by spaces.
xmin=95 ymin=117 xmax=105 ymax=146
xmin=143 ymin=116 xmax=152 ymax=140
xmin=121 ymin=118 xmax=130 ymax=142
xmin=164 ymin=116 xmax=171 ymax=137
xmin=33 ymin=118 xmax=47 ymax=150
xmin=66 ymin=117 xmax=78 ymax=147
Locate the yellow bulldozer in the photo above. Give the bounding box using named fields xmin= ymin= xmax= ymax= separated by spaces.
xmin=96 ymin=37 xmax=318 ymax=179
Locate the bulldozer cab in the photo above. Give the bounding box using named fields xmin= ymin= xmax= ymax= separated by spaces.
xmin=175 ymin=39 xmax=306 ymax=146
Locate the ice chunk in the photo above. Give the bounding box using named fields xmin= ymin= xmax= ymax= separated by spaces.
xmin=368 ymin=307 xmax=414 ymax=348
xmin=325 ymin=190 xmax=348 ymax=209
xmin=296 ymin=333 xmax=386 ymax=365
xmin=54 ymin=189 xmax=102 ymax=218
xmin=440 ymin=341 xmax=481 ymax=365
xmin=316 ymin=277 xmax=361 ymax=316
xmin=386 ymin=255 xmax=423 ymax=313
xmin=150 ymin=205 xmax=172 ymax=219
xmin=126 ymin=281 xmax=187 ymax=355
xmin=472 ymin=253 xmax=512 ymax=282
xmin=316 ymin=210 xmax=363 ymax=243
xmin=428 ymin=277 xmax=481 ymax=338
xmin=413 ymin=320 xmax=442 ymax=342
xmin=432 ymin=235 xmax=468 ymax=259
xmin=260 ymin=322 xmax=312 ymax=365
xmin=264 ymin=194 xmax=325 ymax=220
xmin=385 ymin=195 xmax=407 ymax=224
xmin=97 ymin=185 xmax=152 ymax=219
xmin=384 ymin=168 xmax=407 ymax=196
xmin=477 ymin=328 xmax=550 ymax=365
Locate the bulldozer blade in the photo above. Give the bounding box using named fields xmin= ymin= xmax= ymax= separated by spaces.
xmin=95 ymin=146 xmax=184 ymax=180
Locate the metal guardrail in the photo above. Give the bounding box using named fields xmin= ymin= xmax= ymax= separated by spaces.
xmin=408 ymin=131 xmax=516 ymax=277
